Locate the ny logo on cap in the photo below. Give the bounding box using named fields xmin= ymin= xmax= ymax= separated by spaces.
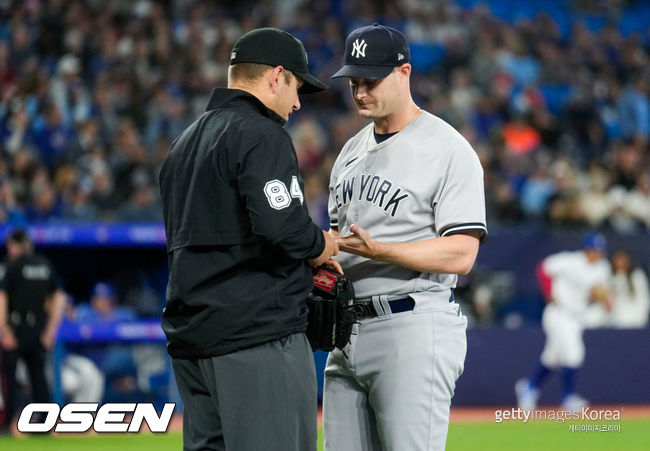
xmin=351 ymin=39 xmax=367 ymax=59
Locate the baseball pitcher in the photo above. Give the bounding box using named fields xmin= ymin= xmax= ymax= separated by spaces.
xmin=324 ymin=24 xmax=487 ymax=451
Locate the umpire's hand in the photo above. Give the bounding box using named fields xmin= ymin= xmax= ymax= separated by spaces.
xmin=308 ymin=230 xmax=339 ymax=268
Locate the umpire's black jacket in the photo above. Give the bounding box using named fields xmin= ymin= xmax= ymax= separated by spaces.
xmin=159 ymin=88 xmax=325 ymax=359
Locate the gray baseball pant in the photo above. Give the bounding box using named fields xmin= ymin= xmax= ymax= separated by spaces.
xmin=172 ymin=332 xmax=317 ymax=451
xmin=323 ymin=302 xmax=467 ymax=451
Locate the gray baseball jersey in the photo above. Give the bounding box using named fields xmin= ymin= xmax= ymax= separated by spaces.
xmin=328 ymin=110 xmax=487 ymax=301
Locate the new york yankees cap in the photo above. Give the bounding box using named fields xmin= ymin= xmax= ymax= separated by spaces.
xmin=230 ymin=27 xmax=328 ymax=94
xmin=332 ymin=23 xmax=410 ymax=80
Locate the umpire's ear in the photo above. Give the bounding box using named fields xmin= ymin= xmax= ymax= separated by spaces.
xmin=268 ymin=66 xmax=286 ymax=93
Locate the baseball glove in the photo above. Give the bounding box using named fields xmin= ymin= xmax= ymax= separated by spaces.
xmin=591 ymin=284 xmax=613 ymax=310
xmin=306 ymin=265 xmax=357 ymax=352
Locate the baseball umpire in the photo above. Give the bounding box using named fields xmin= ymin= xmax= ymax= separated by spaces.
xmin=324 ymin=24 xmax=487 ymax=451
xmin=158 ymin=28 xmax=338 ymax=450
xmin=0 ymin=229 xmax=66 ymax=429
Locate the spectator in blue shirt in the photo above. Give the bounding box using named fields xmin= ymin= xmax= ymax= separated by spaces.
xmin=617 ymin=75 xmax=649 ymax=146
xmin=72 ymin=282 xmax=139 ymax=402
xmin=28 ymin=103 xmax=77 ymax=168
xmin=75 ymin=282 xmax=135 ymax=323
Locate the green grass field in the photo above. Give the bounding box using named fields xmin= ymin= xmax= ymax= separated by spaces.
xmin=1 ymin=418 xmax=648 ymax=450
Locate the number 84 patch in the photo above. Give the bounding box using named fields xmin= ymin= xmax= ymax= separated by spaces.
xmin=264 ymin=176 xmax=304 ymax=210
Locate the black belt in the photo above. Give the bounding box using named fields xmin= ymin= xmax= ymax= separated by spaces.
xmin=352 ymin=291 xmax=455 ymax=318
xmin=351 ymin=297 xmax=415 ymax=318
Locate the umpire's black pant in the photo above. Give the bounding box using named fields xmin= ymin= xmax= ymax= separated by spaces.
xmin=173 ymin=332 xmax=317 ymax=451
xmin=1 ymin=326 xmax=51 ymax=426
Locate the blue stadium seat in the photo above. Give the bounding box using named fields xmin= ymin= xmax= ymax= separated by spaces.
xmin=455 ymin=0 xmax=479 ymax=10
xmin=409 ymin=43 xmax=446 ymax=73
xmin=576 ymin=13 xmax=608 ymax=33
xmin=489 ymin=1 xmax=516 ymax=24
xmin=539 ymin=84 xmax=572 ymax=115
xmin=620 ymin=9 xmax=649 ymax=38
xmin=542 ymin=6 xmax=573 ymax=39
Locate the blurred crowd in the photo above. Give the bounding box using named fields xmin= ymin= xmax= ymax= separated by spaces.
xmin=61 ymin=280 xmax=167 ymax=404
xmin=460 ymin=246 xmax=650 ymax=328
xmin=0 ymin=0 xmax=648 ymax=232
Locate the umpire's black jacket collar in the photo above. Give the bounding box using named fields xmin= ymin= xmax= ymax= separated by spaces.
xmin=206 ymin=88 xmax=287 ymax=127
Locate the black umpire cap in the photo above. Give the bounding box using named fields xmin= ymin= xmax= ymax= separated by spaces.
xmin=332 ymin=23 xmax=410 ymax=80
xmin=230 ymin=27 xmax=328 ymax=94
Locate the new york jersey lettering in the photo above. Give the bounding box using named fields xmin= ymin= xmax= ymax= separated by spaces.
xmin=335 ymin=173 xmax=409 ymax=217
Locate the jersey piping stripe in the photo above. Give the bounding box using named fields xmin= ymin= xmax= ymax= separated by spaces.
xmin=446 ymin=227 xmax=488 ymax=244
xmin=439 ymin=223 xmax=487 ymax=238
xmin=344 ymin=157 xmax=358 ymax=167
xmin=439 ymin=222 xmax=486 ymax=235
